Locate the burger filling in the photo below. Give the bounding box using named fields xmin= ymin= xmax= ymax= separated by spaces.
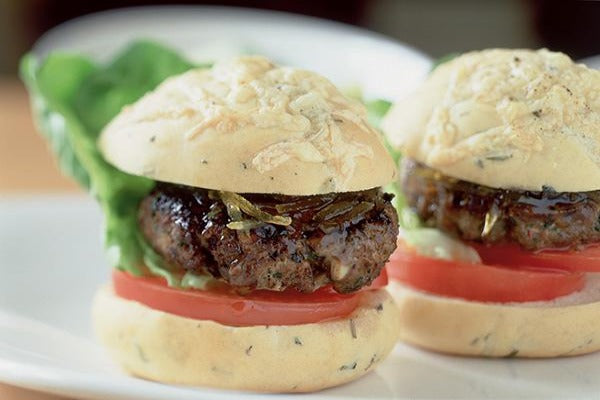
xmin=138 ymin=183 xmax=398 ymax=293
xmin=401 ymin=158 xmax=600 ymax=250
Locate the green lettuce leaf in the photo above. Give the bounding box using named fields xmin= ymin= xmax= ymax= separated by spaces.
xmin=74 ymin=41 xmax=200 ymax=134
xmin=20 ymin=40 xmax=197 ymax=282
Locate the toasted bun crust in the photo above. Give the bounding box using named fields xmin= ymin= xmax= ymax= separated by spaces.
xmin=99 ymin=56 xmax=396 ymax=195
xmin=382 ymin=49 xmax=600 ymax=191
xmin=388 ymin=277 xmax=600 ymax=358
xmin=92 ymin=285 xmax=399 ymax=392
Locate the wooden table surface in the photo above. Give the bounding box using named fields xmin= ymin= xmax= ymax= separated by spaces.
xmin=0 ymin=77 xmax=78 ymax=400
xmin=0 ymin=78 xmax=78 ymax=193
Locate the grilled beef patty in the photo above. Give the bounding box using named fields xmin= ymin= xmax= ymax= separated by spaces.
xmin=401 ymin=158 xmax=600 ymax=250
xmin=138 ymin=183 xmax=398 ymax=293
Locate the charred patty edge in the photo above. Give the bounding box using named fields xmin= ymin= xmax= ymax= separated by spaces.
xmin=401 ymin=158 xmax=600 ymax=250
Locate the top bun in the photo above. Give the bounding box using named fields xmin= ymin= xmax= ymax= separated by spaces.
xmin=382 ymin=49 xmax=600 ymax=192
xmin=99 ymin=56 xmax=396 ymax=195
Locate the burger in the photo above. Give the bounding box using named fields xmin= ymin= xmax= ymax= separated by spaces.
xmin=381 ymin=49 xmax=600 ymax=358
xmin=70 ymin=55 xmax=400 ymax=391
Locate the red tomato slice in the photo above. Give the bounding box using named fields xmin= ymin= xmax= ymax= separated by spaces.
xmin=113 ymin=269 xmax=387 ymax=326
xmin=472 ymin=242 xmax=600 ymax=273
xmin=386 ymin=243 xmax=584 ymax=302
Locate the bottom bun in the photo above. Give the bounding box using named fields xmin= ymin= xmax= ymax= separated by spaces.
xmin=388 ymin=278 xmax=600 ymax=358
xmin=93 ymin=285 xmax=399 ymax=392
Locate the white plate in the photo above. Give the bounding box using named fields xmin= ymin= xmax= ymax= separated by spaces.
xmin=2 ymin=196 xmax=600 ymax=400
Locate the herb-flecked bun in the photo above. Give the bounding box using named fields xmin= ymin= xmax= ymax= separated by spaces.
xmin=388 ymin=279 xmax=600 ymax=357
xmin=382 ymin=49 xmax=600 ymax=192
xmin=99 ymin=56 xmax=396 ymax=195
xmin=93 ymin=286 xmax=399 ymax=392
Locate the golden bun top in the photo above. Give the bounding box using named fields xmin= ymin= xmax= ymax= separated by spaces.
xmin=382 ymin=49 xmax=600 ymax=191
xmin=99 ymin=56 xmax=396 ymax=195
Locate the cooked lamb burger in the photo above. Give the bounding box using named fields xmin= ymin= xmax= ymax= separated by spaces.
xmin=91 ymin=56 xmax=400 ymax=391
xmin=382 ymin=49 xmax=600 ymax=358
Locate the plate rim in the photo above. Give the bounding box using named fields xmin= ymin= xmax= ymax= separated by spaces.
xmin=32 ymin=4 xmax=431 ymax=64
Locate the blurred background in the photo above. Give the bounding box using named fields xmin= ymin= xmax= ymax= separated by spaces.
xmin=2 ymin=0 xmax=600 ymax=76
xmin=1 ymin=0 xmax=600 ymax=194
